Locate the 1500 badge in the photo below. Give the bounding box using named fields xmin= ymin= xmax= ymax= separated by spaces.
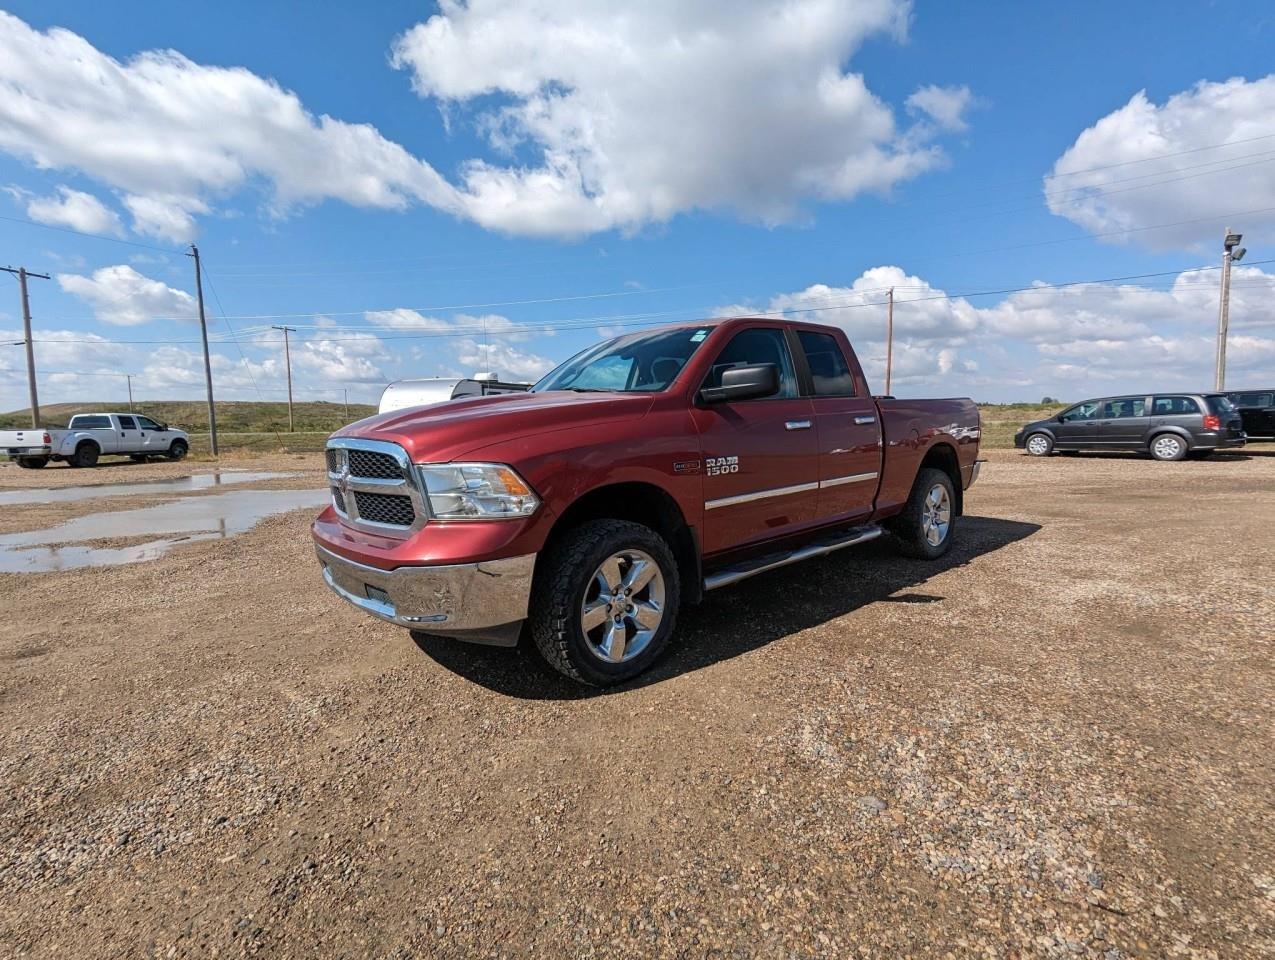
xmin=706 ymin=455 xmax=740 ymax=476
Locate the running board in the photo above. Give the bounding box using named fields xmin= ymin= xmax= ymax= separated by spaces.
xmin=703 ymin=524 xmax=885 ymax=591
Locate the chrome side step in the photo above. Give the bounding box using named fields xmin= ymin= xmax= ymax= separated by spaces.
xmin=703 ymin=524 xmax=885 ymax=592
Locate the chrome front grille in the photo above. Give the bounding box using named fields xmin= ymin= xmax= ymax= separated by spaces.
xmin=325 ymin=437 xmax=428 ymax=534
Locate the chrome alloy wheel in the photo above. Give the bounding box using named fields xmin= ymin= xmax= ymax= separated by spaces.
xmin=1153 ymin=435 xmax=1183 ymax=460
xmin=921 ymin=483 xmax=952 ymax=547
xmin=580 ymin=549 xmax=665 ymax=664
xmin=1026 ymin=434 xmax=1051 ymax=456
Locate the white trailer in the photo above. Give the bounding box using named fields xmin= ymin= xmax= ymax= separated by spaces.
xmin=377 ymin=376 xmax=529 ymax=414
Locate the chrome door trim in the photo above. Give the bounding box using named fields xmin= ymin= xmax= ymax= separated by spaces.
xmin=853 ymin=415 xmax=876 ymax=425
xmin=819 ymin=471 xmax=878 ymax=488
xmin=705 ymin=481 xmax=820 ymax=511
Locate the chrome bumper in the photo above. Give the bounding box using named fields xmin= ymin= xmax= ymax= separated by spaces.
xmin=315 ymin=544 xmax=535 ymax=646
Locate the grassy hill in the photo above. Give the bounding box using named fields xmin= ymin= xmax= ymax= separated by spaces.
xmin=2 ymin=399 xmax=1065 ymax=455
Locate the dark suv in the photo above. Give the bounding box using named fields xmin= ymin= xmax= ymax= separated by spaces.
xmin=1226 ymin=389 xmax=1275 ymax=441
xmin=1014 ymin=393 xmax=1245 ymax=460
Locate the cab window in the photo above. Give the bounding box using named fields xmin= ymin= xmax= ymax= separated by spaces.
xmin=797 ymin=331 xmax=856 ymax=397
xmin=1101 ymin=399 xmax=1144 ymax=419
xmin=136 ymin=416 xmax=160 ymax=430
xmin=1152 ymin=396 xmax=1199 ymax=416
xmin=702 ymin=328 xmax=798 ymax=399
xmin=1060 ymin=402 xmax=1099 ymax=422
xmin=117 ymin=416 xmax=137 ymax=430
xmin=69 ymin=415 xmax=111 ymax=429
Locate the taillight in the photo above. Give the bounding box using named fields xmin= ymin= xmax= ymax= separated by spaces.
xmin=1202 ymin=414 xmax=1221 ymax=430
xmin=42 ymin=432 xmax=51 ymax=444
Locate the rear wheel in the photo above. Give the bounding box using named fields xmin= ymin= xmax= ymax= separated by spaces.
xmin=70 ymin=441 xmax=100 ymax=468
xmin=892 ymin=467 xmax=957 ymax=560
xmin=16 ymin=456 xmax=48 ymax=469
xmin=1025 ymin=433 xmax=1054 ymax=457
xmin=167 ymin=440 xmax=188 ymax=461
xmin=529 ymin=519 xmax=680 ymax=686
xmin=1150 ymin=433 xmax=1187 ymax=461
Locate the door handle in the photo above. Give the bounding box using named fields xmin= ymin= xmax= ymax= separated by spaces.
xmin=785 ymin=420 xmax=812 ymax=431
xmin=854 ymin=415 xmax=876 ymax=425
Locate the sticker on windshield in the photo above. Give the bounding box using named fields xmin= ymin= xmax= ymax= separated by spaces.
xmin=690 ymin=329 xmax=708 ymax=342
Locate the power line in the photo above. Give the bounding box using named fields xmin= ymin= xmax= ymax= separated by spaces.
xmin=0 ymin=213 xmax=182 ymax=255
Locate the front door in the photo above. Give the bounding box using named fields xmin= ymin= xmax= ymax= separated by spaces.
xmin=136 ymin=416 xmax=164 ymax=454
xmin=1054 ymin=401 xmax=1101 ymax=447
xmin=794 ymin=329 xmax=881 ymax=523
xmin=692 ymin=326 xmax=819 ymax=556
xmin=1097 ymin=397 xmax=1150 ymax=447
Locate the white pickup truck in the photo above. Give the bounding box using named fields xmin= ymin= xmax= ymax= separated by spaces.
xmin=1 ymin=413 xmax=190 ymax=468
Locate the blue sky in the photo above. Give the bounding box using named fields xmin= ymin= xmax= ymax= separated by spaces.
xmin=0 ymin=0 xmax=1273 ymax=411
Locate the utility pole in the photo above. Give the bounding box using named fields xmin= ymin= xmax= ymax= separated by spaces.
xmin=186 ymin=244 xmax=219 ymax=456
xmin=1 ymin=265 xmax=50 ymax=427
xmin=271 ymin=324 xmax=297 ymax=432
xmin=342 ymin=387 xmax=349 ymax=424
xmin=885 ymin=286 xmax=895 ymax=396
xmin=1214 ymin=227 xmax=1247 ymax=391
xmin=125 ymin=374 xmax=135 ymax=411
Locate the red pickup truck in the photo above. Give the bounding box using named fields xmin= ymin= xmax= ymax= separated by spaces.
xmin=313 ymin=317 xmax=982 ymax=685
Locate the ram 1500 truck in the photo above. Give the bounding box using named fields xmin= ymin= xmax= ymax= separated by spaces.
xmin=313 ymin=317 xmax=982 ymax=685
xmin=1 ymin=413 xmax=189 ymax=468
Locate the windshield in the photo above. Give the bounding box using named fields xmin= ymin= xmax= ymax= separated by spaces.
xmin=533 ymin=326 xmax=714 ymax=393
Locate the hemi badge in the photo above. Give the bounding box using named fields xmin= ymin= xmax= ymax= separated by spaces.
xmin=673 ymin=460 xmax=702 ymax=474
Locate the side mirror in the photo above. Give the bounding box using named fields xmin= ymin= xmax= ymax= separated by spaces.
xmin=699 ymin=363 xmax=779 ymax=404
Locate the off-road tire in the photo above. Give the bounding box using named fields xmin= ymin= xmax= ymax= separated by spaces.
xmin=529 ymin=518 xmax=680 ymax=687
xmin=1024 ymin=432 xmax=1054 ymax=456
xmin=1149 ymin=433 xmax=1187 ymax=462
xmin=71 ymin=441 xmax=100 ymax=468
xmin=891 ymin=467 xmax=957 ymax=560
xmin=167 ymin=440 xmax=188 ymax=461
xmin=16 ymin=456 xmax=48 ymax=469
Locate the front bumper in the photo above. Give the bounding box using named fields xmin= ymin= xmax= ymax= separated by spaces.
xmin=965 ymin=459 xmax=985 ymax=488
xmin=315 ymin=544 xmax=535 ymax=646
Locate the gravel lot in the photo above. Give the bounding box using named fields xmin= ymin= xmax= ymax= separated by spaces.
xmin=0 ymin=449 xmax=1271 ymax=958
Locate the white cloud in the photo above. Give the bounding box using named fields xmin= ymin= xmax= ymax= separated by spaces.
xmin=906 ymin=85 xmax=976 ymax=132
xmin=391 ymin=0 xmax=969 ymax=235
xmin=364 ymin=309 xmax=453 ymax=332
xmin=57 ymin=265 xmax=196 ymax=326
xmin=25 ymin=186 xmax=122 ymax=235
xmin=1045 ymin=75 xmax=1275 ymax=248
xmin=0 ymin=11 xmax=458 ymax=239
xmin=454 ymin=338 xmax=554 ymax=381
xmin=295 ymin=332 xmax=387 ymax=383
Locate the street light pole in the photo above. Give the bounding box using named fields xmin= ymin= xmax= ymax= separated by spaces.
xmin=1214 ymin=227 xmax=1247 ymax=391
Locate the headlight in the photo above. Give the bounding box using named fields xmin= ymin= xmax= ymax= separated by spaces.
xmin=416 ymin=463 xmax=540 ymax=519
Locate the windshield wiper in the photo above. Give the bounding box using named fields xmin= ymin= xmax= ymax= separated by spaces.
xmin=560 ymin=387 xmax=614 ymax=393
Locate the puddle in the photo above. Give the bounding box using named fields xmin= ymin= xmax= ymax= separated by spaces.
xmin=0 ymin=471 xmax=297 ymax=506
xmin=0 ymin=488 xmax=327 ymax=572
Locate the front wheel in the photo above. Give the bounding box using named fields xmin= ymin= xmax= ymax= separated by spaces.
xmin=529 ymin=519 xmax=680 ymax=686
xmin=891 ymin=467 xmax=957 ymax=560
xmin=167 ymin=440 xmax=188 ymax=461
xmin=1150 ymin=433 xmax=1187 ymax=461
xmin=1025 ymin=433 xmax=1054 ymax=456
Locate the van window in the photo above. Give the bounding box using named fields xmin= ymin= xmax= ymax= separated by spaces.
xmin=1204 ymin=395 xmax=1235 ymax=415
xmin=796 ymin=331 xmax=856 ymax=397
xmin=1152 ymin=396 xmax=1200 ymax=416
xmin=69 ymin=415 xmax=111 ymax=429
xmin=1060 ymin=402 xmax=1099 ymax=422
xmin=1101 ymin=399 xmax=1145 ymax=419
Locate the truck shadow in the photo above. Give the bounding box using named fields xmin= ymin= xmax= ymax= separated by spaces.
xmin=411 ymin=515 xmax=1041 ymax=700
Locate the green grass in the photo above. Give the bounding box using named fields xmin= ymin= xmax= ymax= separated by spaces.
xmin=3 ymin=399 xmax=1066 ymax=455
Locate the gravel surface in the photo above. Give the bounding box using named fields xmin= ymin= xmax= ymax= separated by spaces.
xmin=0 ymin=449 xmax=1271 ymax=958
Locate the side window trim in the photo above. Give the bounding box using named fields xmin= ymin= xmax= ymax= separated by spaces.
xmin=793 ymin=328 xmax=858 ymax=398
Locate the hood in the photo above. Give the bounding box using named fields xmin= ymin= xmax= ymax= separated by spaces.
xmin=338 ymin=390 xmax=656 ymax=462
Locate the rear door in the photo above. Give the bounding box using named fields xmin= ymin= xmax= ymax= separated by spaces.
xmin=1053 ymin=401 xmax=1101 ymax=447
xmin=1097 ymin=397 xmax=1150 ymax=446
xmin=115 ymin=415 xmax=140 ymax=452
xmin=793 ymin=328 xmax=880 ymax=524
xmin=691 ymin=326 xmax=819 ymax=555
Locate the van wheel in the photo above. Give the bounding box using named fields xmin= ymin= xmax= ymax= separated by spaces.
xmin=892 ymin=467 xmax=957 ymax=560
xmin=71 ymin=441 xmax=100 ymax=468
xmin=1025 ymin=433 xmax=1053 ymax=456
xmin=1150 ymin=433 xmax=1187 ymax=461
xmin=167 ymin=440 xmax=188 ymax=461
xmin=530 ymin=519 xmax=680 ymax=686
xmin=16 ymin=456 xmax=48 ymax=469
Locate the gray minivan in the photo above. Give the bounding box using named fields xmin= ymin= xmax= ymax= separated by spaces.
xmin=1014 ymin=393 xmax=1245 ymax=460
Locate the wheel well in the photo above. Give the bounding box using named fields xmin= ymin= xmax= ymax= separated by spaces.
xmin=76 ymin=438 xmax=99 ymax=452
xmin=919 ymin=442 xmax=963 ymax=515
xmin=1148 ymin=428 xmax=1190 ymax=448
xmin=545 ymin=482 xmax=701 ymax=604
